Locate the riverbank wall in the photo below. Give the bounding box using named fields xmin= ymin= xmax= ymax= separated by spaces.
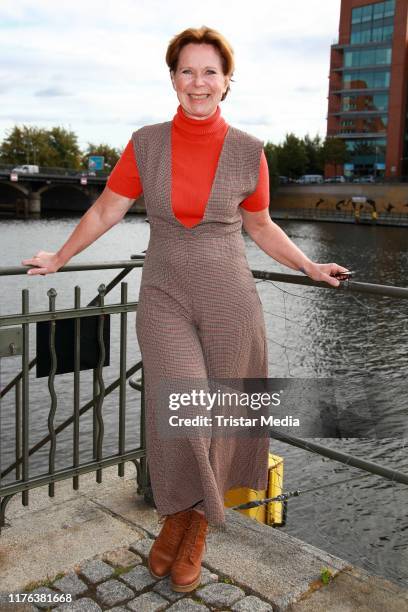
xmin=271 ymin=183 xmax=408 ymax=215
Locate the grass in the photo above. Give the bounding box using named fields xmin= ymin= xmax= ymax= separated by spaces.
xmin=111 ymin=564 xmax=135 ymax=577
xmin=320 ymin=567 xmax=335 ymax=585
xmin=219 ymin=576 xmax=235 ymax=585
xmin=23 ymin=571 xmax=65 ymax=592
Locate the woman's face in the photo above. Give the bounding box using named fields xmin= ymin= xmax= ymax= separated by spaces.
xmin=171 ymin=43 xmax=230 ymax=120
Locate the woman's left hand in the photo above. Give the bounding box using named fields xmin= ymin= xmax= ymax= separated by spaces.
xmin=302 ymin=262 xmax=350 ymax=288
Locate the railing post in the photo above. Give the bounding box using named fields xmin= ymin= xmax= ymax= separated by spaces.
xmin=22 ymin=289 xmax=30 ymax=507
xmin=73 ymin=286 xmax=81 ymax=491
xmin=47 ymin=288 xmax=58 ymax=498
xmin=118 ymin=282 xmax=128 ymax=478
xmin=138 ymin=367 xmax=154 ymax=505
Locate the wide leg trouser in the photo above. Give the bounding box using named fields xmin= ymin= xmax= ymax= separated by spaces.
xmin=136 ymin=281 xmax=269 ymax=528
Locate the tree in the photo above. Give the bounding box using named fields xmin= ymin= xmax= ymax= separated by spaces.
xmin=0 ymin=126 xmax=49 ymax=166
xmin=276 ymin=133 xmax=308 ymax=179
xmin=263 ymin=141 xmax=279 ymax=195
xmin=303 ymin=134 xmax=324 ymax=174
xmin=322 ymin=137 xmax=350 ymax=176
xmin=82 ymin=143 xmax=121 ymax=173
xmin=0 ymin=125 xmax=81 ymax=168
xmin=47 ymin=127 xmax=82 ymax=168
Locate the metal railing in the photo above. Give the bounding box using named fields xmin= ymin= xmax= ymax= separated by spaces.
xmin=0 ymin=164 xmax=110 ymax=177
xmin=270 ymin=206 xmax=408 ymax=226
xmin=1 ymin=257 xmax=408 ymax=536
xmin=276 ymin=176 xmax=408 ymax=184
xmin=0 ymin=256 xmax=151 ymax=534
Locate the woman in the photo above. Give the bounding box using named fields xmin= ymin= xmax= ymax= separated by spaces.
xmin=22 ymin=26 xmax=348 ymax=593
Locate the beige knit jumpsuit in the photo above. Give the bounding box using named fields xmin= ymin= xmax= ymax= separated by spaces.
xmin=133 ymin=121 xmax=269 ymax=528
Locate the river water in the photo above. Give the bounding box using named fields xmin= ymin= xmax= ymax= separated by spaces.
xmin=0 ymin=212 xmax=407 ymax=588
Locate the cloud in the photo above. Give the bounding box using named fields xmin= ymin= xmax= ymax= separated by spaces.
xmin=35 ymin=87 xmax=72 ymax=97
xmin=0 ymin=112 xmax=62 ymax=123
xmin=295 ymin=86 xmax=321 ymax=94
xmin=0 ymin=0 xmax=341 ymax=147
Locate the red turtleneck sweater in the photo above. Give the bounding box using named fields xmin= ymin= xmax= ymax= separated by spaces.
xmin=107 ymin=105 xmax=269 ymax=228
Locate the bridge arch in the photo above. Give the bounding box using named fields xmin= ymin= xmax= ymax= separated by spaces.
xmin=37 ymin=183 xmax=90 ymax=197
xmin=40 ymin=183 xmax=101 ymax=212
xmin=0 ymin=182 xmax=30 ymax=198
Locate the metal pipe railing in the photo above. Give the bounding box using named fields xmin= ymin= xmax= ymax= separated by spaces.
xmin=2 ymin=258 xmax=407 ymax=300
xmin=0 ymin=259 xmax=144 ymax=277
xmin=1 ymin=256 xmax=407 ymax=535
xmin=269 ymin=430 xmax=408 ymax=486
xmin=0 ymin=259 xmax=151 ymax=533
xmin=251 ymin=270 xmax=408 ymax=299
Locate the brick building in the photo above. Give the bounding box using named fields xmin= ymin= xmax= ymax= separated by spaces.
xmin=327 ymin=0 xmax=408 ymax=178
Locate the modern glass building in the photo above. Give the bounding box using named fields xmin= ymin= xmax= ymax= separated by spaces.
xmin=327 ymin=0 xmax=408 ymax=178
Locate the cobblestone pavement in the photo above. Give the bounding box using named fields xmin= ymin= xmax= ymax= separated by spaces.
xmin=0 ymin=538 xmax=273 ymax=612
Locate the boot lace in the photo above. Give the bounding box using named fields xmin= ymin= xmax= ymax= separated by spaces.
xmin=158 ymin=511 xmax=191 ymax=547
xmin=177 ymin=514 xmax=208 ymax=562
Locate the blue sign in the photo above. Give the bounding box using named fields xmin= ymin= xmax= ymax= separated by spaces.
xmin=88 ymin=156 xmax=104 ymax=171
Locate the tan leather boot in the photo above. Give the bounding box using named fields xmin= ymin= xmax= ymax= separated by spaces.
xmin=170 ymin=509 xmax=208 ymax=592
xmin=148 ymin=509 xmax=193 ymax=579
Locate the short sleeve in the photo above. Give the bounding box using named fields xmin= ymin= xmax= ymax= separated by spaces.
xmin=239 ymin=150 xmax=269 ymax=212
xmin=106 ymin=139 xmax=143 ymax=199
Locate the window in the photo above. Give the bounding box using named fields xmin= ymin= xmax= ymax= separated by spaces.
xmin=373 ymin=2 xmax=385 ymax=20
xmin=342 ymin=96 xmax=355 ymax=111
xmin=343 ymin=70 xmax=390 ymax=90
xmin=363 ymin=116 xmax=388 ymax=131
xmin=345 ymin=138 xmax=387 ymax=164
xmin=376 ymin=47 xmax=392 ymax=64
xmin=382 ymin=24 xmax=393 ymax=40
xmin=344 ymin=52 xmax=353 ymax=68
xmin=340 ymin=116 xmax=387 ymax=134
xmin=384 ymin=0 xmax=395 ymax=18
xmin=340 ymin=119 xmax=356 ymax=134
xmin=351 ymin=23 xmax=394 ymax=44
xmin=350 ymin=2 xmax=394 ymax=43
xmin=373 ymin=93 xmax=389 ymax=110
xmin=351 ymin=30 xmax=362 ymax=44
xmin=344 ymin=47 xmax=391 ymax=68
xmin=345 ymin=137 xmax=386 ymax=150
xmin=372 ymin=26 xmax=383 ymax=41
xmin=341 ymin=93 xmax=389 ymax=112
xmin=351 ymin=1 xmax=395 ymax=24
xmin=361 ymin=49 xmax=376 ymax=65
xmin=352 ymin=6 xmax=363 ymax=24
xmin=362 ymin=5 xmax=373 ymax=22
xmin=374 ymin=71 xmax=390 ymax=88
xmin=360 ymin=28 xmax=372 ymax=43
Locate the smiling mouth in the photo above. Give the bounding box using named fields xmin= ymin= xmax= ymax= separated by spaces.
xmin=188 ymin=94 xmax=210 ymax=99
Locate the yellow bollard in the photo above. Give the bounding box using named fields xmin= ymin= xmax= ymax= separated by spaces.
xmin=224 ymin=453 xmax=284 ymax=526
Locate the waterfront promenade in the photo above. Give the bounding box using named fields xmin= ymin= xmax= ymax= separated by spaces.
xmin=1 ymin=463 xmax=407 ymax=612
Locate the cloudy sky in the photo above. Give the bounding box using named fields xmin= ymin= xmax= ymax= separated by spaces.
xmin=0 ymin=0 xmax=342 ymax=152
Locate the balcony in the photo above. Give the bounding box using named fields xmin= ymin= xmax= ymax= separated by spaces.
xmin=331 ymin=87 xmax=390 ymax=95
xmin=332 ymin=63 xmax=392 ymax=72
xmin=331 ymin=131 xmax=387 ymax=139
xmin=332 ymin=40 xmax=392 ymax=51
xmin=329 ymin=110 xmax=389 ymax=117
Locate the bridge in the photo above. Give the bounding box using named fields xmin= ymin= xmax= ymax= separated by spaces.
xmin=0 ymin=167 xmax=145 ymax=216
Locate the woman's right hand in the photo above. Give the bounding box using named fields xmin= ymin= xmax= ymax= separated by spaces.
xmin=21 ymin=251 xmax=64 ymax=276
